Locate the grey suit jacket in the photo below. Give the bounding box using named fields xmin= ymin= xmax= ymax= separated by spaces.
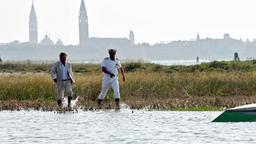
xmin=51 ymin=61 xmax=75 ymax=84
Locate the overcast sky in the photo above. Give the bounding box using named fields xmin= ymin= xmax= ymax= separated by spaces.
xmin=0 ymin=0 xmax=256 ymax=44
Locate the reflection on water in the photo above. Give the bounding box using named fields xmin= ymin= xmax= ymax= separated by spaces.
xmin=0 ymin=110 xmax=256 ymax=144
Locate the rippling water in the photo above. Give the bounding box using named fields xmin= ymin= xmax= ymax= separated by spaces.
xmin=0 ymin=110 xmax=256 ymax=144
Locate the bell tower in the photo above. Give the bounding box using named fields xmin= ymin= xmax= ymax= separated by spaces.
xmin=129 ymin=30 xmax=135 ymax=45
xmin=29 ymin=2 xmax=38 ymax=44
xmin=79 ymin=0 xmax=89 ymax=47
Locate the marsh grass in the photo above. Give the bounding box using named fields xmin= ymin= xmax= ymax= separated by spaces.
xmin=1 ymin=61 xmax=256 ymax=111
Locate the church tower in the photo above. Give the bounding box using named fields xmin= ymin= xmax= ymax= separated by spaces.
xmin=29 ymin=2 xmax=38 ymax=44
xmin=79 ymin=0 xmax=89 ymax=47
xmin=196 ymin=33 xmax=200 ymax=41
xmin=129 ymin=30 xmax=135 ymax=45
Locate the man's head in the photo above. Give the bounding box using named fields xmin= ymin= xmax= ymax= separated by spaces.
xmin=59 ymin=52 xmax=67 ymax=64
xmin=108 ymin=49 xmax=116 ymax=59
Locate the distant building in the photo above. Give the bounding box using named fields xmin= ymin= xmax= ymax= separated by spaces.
xmin=29 ymin=2 xmax=38 ymax=44
xmin=196 ymin=56 xmax=199 ymax=63
xmin=224 ymin=33 xmax=230 ymax=39
xmin=129 ymin=30 xmax=135 ymax=45
xmin=5 ymin=0 xmax=256 ymax=61
xmin=79 ymin=0 xmax=89 ymax=47
xmin=27 ymin=0 xmax=133 ymax=49
xmin=40 ymin=35 xmax=54 ymax=45
xmin=89 ymin=37 xmax=131 ymax=49
xmin=56 ymin=38 xmax=64 ymax=46
xmin=196 ymin=33 xmax=200 ymax=41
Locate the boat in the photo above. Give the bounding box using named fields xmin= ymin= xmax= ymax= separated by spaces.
xmin=213 ymin=103 xmax=256 ymax=122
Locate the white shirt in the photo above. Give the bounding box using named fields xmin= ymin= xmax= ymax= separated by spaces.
xmin=102 ymin=57 xmax=122 ymax=78
xmin=61 ymin=63 xmax=69 ymax=80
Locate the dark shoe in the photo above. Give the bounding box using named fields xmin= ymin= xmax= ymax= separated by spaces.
xmin=68 ymin=97 xmax=72 ymax=107
xmin=115 ymin=98 xmax=120 ymax=110
xmin=57 ymin=100 xmax=62 ymax=107
xmin=67 ymin=106 xmax=72 ymax=111
xmin=98 ymin=99 xmax=103 ymax=109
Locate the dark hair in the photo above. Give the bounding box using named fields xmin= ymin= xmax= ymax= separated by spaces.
xmin=108 ymin=49 xmax=116 ymax=54
xmin=59 ymin=52 xmax=67 ymax=58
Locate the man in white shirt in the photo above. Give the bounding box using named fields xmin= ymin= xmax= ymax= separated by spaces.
xmin=51 ymin=52 xmax=75 ymax=109
xmin=98 ymin=49 xmax=126 ymax=109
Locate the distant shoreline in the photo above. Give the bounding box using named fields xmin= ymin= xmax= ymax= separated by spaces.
xmin=0 ymin=58 xmax=247 ymax=66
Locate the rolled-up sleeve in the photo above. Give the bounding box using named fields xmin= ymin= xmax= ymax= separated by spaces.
xmin=117 ymin=60 xmax=122 ymax=69
xmin=101 ymin=60 xmax=107 ymax=67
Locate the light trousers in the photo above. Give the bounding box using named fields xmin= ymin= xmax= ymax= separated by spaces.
xmin=98 ymin=78 xmax=120 ymax=100
xmin=56 ymin=80 xmax=73 ymax=100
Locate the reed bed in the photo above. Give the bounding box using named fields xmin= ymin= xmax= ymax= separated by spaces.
xmin=1 ymin=68 xmax=256 ymax=110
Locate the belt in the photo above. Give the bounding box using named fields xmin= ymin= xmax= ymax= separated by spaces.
xmin=62 ymin=79 xmax=70 ymax=81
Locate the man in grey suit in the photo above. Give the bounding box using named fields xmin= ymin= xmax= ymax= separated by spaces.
xmin=51 ymin=52 xmax=75 ymax=108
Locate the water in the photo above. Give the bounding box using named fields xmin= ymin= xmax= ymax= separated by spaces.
xmin=70 ymin=59 xmax=208 ymax=66
xmin=4 ymin=59 xmax=233 ymax=66
xmin=0 ymin=110 xmax=256 ymax=144
xmin=151 ymin=59 xmax=211 ymax=66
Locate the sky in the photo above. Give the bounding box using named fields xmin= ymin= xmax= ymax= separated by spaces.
xmin=0 ymin=0 xmax=256 ymax=45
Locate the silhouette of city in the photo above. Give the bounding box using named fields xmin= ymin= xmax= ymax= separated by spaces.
xmin=0 ymin=0 xmax=256 ymax=61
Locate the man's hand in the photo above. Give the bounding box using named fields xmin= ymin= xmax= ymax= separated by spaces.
xmin=53 ymin=79 xmax=57 ymax=83
xmin=110 ymin=73 xmax=115 ymax=78
xmin=102 ymin=67 xmax=115 ymax=78
xmin=120 ymin=67 xmax=126 ymax=82
xmin=122 ymin=76 xmax=126 ymax=82
xmin=71 ymin=79 xmax=75 ymax=84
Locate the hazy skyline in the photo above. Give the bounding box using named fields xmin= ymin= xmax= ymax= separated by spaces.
xmin=1 ymin=0 xmax=256 ymax=44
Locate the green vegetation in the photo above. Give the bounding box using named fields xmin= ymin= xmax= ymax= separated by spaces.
xmin=1 ymin=60 xmax=256 ymax=111
xmin=2 ymin=60 xmax=256 ymax=73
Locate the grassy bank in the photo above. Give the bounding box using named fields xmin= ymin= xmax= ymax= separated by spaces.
xmin=1 ymin=60 xmax=256 ymax=111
